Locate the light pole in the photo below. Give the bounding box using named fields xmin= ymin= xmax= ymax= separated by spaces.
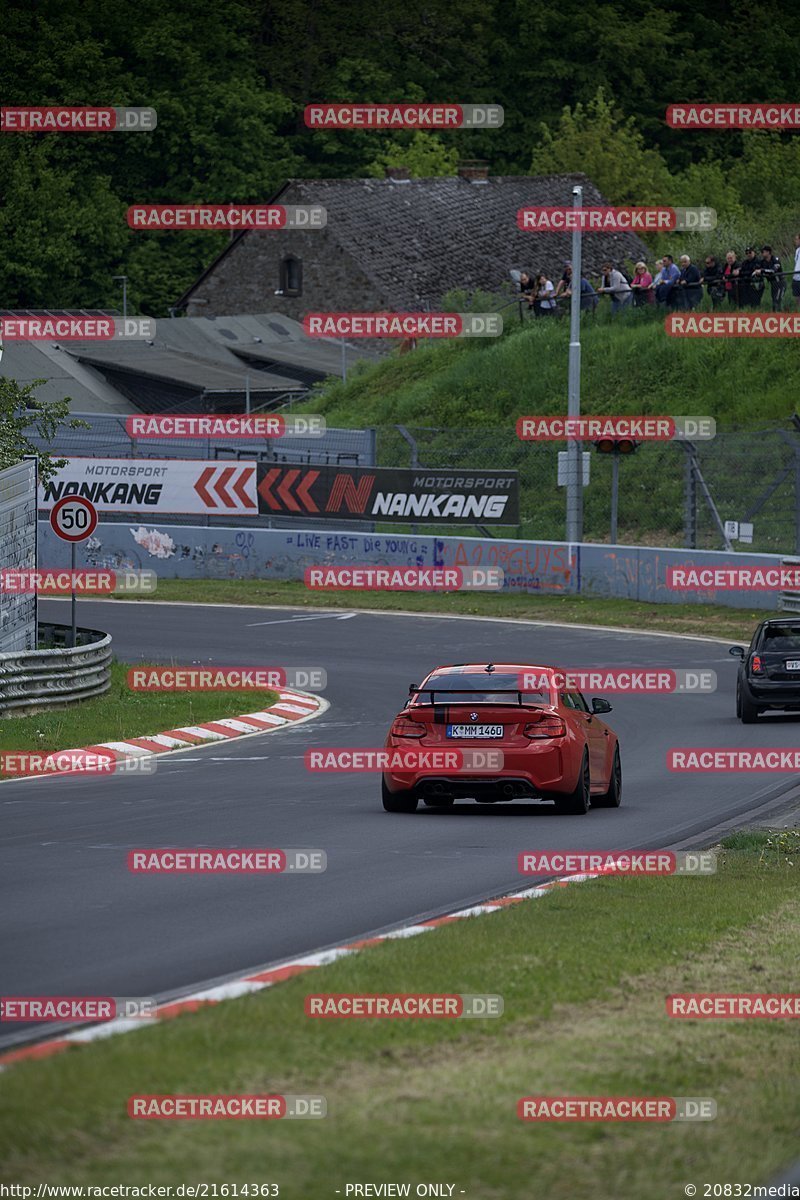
xmin=566 ymin=185 xmax=583 ymax=544
xmin=113 ymin=275 xmax=128 ymax=319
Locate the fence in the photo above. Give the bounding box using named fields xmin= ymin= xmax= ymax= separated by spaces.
xmin=24 ymin=411 xmax=800 ymax=555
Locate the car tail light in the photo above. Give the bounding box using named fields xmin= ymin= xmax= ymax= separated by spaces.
xmin=390 ymin=717 xmax=425 ymax=738
xmin=751 ymin=654 xmax=764 ymax=675
xmin=524 ymin=717 xmax=566 ymax=739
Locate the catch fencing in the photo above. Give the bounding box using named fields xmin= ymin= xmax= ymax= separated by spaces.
xmin=23 ymin=411 xmax=800 ymax=554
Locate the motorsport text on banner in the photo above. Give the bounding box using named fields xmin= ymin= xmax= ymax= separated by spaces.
xmin=303 ymin=103 xmax=504 ymax=128
xmin=303 ymin=313 xmax=502 ymax=338
xmin=517 ymin=207 xmax=716 ymax=232
xmin=516 ymin=416 xmax=716 ymax=441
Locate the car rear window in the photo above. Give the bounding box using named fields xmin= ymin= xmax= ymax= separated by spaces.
xmin=412 ymin=671 xmax=550 ymax=704
xmin=763 ymin=626 xmax=800 ymax=651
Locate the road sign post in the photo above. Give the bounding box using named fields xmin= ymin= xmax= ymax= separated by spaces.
xmin=49 ymin=496 xmax=98 ymax=648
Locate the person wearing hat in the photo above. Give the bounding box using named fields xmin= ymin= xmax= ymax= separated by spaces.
xmin=735 ymin=247 xmax=763 ymax=308
xmin=753 ymin=245 xmax=785 ymax=311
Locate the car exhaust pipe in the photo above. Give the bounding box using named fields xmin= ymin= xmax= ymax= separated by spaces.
xmin=502 ymin=783 xmax=515 ymax=798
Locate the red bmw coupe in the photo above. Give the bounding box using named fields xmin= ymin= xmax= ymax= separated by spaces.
xmin=382 ymin=662 xmax=621 ymax=815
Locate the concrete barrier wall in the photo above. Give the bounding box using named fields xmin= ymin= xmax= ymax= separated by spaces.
xmin=37 ymin=520 xmax=782 ymax=610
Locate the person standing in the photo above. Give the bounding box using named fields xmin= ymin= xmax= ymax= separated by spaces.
xmin=677 ymin=255 xmax=703 ymax=309
xmin=752 ymin=245 xmax=785 ymax=312
xmin=533 ymin=271 xmax=557 ymax=316
xmin=630 ymin=261 xmax=654 ymax=306
xmin=793 ymin=234 xmax=800 ymax=310
xmin=597 ymin=261 xmax=632 ymax=314
xmin=655 ymin=254 xmax=680 ymax=306
xmin=736 ymin=246 xmax=763 ymax=308
xmin=723 ymin=251 xmax=740 ymax=307
xmin=701 ymin=256 xmax=725 ymax=308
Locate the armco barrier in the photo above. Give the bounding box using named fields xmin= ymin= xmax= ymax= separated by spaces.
xmin=36 ymin=522 xmax=789 ymax=611
xmin=0 ymin=623 xmax=112 ymax=715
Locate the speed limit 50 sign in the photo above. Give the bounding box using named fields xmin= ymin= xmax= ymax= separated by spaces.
xmin=49 ymin=496 xmax=98 ymax=542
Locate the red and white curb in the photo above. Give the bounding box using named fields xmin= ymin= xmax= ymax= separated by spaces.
xmin=0 ymin=872 xmax=598 ymax=1070
xmin=2 ymin=689 xmax=326 ymax=780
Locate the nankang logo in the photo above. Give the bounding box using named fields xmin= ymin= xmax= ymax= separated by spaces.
xmin=371 ymin=493 xmax=509 ymax=519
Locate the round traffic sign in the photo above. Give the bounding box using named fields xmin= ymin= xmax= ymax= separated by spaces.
xmin=50 ymin=496 xmax=98 ymax=542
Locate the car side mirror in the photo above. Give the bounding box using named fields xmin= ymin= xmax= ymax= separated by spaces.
xmin=591 ymin=697 xmax=612 ymax=714
xmin=729 ymin=646 xmax=745 ymax=659
xmin=409 ymin=683 xmax=418 ymax=695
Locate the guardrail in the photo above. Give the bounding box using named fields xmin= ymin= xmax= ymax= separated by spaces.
xmin=0 ymin=623 xmax=112 ymax=715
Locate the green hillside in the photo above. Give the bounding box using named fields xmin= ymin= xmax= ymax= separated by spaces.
xmin=301 ymin=309 xmax=800 ymax=552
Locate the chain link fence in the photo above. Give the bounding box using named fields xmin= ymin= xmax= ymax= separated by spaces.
xmin=25 ymin=412 xmax=800 ymax=553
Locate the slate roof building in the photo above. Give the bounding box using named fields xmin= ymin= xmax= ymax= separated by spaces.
xmin=176 ymin=167 xmax=651 ymax=319
xmin=0 ymin=311 xmax=376 ymax=414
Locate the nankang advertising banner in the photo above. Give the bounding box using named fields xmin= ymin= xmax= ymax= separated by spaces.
xmin=256 ymin=465 xmax=519 ymax=524
xmin=38 ymin=459 xmax=259 ymax=515
xmin=37 ymin=459 xmax=519 ymax=524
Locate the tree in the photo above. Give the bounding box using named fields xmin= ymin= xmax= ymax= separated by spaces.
xmin=530 ymin=88 xmax=674 ymax=204
xmin=0 ymin=378 xmax=88 ymax=486
xmin=364 ymin=132 xmax=459 ymax=178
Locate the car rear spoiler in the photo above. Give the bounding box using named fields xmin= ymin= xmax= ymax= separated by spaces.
xmin=409 ymin=686 xmax=545 ymax=706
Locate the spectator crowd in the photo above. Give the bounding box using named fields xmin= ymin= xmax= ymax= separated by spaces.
xmin=516 ymin=234 xmax=800 ymax=317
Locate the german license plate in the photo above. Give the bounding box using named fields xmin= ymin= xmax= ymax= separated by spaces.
xmin=786 ymin=660 xmax=800 ymax=671
xmin=446 ymin=724 xmax=503 ymax=739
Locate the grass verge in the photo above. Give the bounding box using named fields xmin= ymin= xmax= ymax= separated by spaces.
xmin=1 ymin=832 xmax=798 ymax=1194
xmin=0 ymin=659 xmax=278 ymax=774
xmin=109 ymin=578 xmax=769 ymax=643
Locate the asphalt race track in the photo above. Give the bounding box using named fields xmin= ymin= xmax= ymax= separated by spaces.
xmin=2 ymin=598 xmax=799 ymax=1046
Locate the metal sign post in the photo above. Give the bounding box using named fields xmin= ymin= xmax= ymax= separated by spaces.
xmin=566 ymin=183 xmax=584 ymax=545
xmin=49 ymin=496 xmax=98 ymax=648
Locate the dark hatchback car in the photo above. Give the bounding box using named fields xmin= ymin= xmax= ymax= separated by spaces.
xmin=730 ymin=618 xmax=800 ymax=723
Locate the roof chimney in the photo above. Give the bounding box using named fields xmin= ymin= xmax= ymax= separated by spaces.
xmin=457 ymin=159 xmax=489 ymax=183
xmin=384 ymin=165 xmax=411 ymax=181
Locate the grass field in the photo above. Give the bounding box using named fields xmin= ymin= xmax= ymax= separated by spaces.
xmin=1 ymin=831 xmax=797 ymax=1195
xmin=110 ymin=578 xmax=768 ymax=643
xmin=0 ymin=660 xmax=278 ymax=774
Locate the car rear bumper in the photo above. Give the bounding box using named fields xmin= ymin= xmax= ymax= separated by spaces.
xmin=744 ymin=678 xmax=800 ymax=708
xmin=383 ymin=744 xmax=567 ymax=795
